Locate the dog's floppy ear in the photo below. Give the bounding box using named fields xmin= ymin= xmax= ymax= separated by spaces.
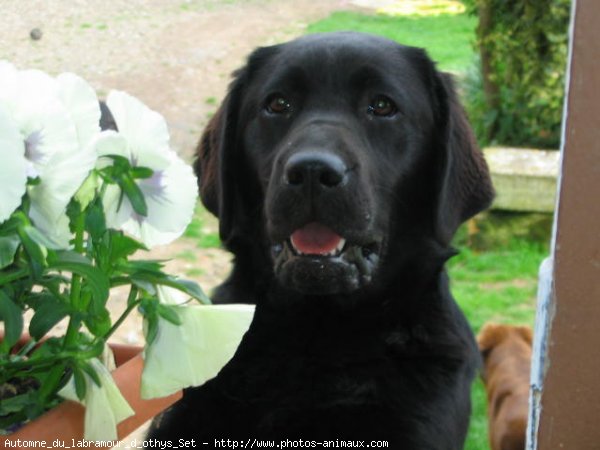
xmin=477 ymin=322 xmax=506 ymax=358
xmin=194 ymin=74 xmax=248 ymax=244
xmin=433 ymin=72 xmax=495 ymax=244
xmin=517 ymin=325 xmax=533 ymax=346
xmin=194 ymin=46 xmax=279 ymax=244
xmin=194 ymin=108 xmax=223 ymax=217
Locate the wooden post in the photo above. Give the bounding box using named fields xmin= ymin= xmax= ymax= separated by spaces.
xmin=528 ymin=0 xmax=600 ymax=448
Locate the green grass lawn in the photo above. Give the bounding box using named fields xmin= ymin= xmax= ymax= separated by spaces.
xmin=449 ymin=236 xmax=547 ymax=449
xmin=183 ymin=202 xmax=221 ymax=248
xmin=306 ymin=11 xmax=477 ymax=73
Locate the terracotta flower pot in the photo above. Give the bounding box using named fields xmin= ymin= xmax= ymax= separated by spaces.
xmin=3 ymin=339 xmax=182 ymax=441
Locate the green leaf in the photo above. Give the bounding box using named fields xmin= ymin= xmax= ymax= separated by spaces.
xmin=0 ymin=391 xmax=36 ymax=415
xmin=84 ymin=307 xmax=111 ymax=337
xmin=81 ymin=361 xmax=102 ymax=387
xmin=73 ymin=368 xmax=87 ymax=401
xmin=29 ymin=337 xmax=62 ymax=359
xmin=144 ymin=314 xmax=159 ymax=347
xmin=101 ymin=154 xmax=131 ymax=172
xmin=131 ymin=271 xmax=210 ymax=304
xmin=17 ymin=225 xmax=46 ymax=278
xmin=0 ymin=290 xmax=24 ymax=352
xmin=138 ymin=295 xmax=157 ymax=317
xmin=48 ymin=251 xmax=110 ymax=305
xmin=23 ymin=226 xmax=61 ymax=250
xmin=118 ymin=173 xmax=147 ymax=217
xmin=75 ymin=171 xmax=100 ymax=210
xmin=131 ymin=166 xmax=154 ymax=179
xmin=84 ymin=340 xmax=106 ymax=360
xmin=0 ymin=216 xmax=21 ymax=237
xmin=0 ymin=235 xmax=19 ymax=269
xmin=65 ymin=200 xmax=83 ymax=235
xmin=156 ymin=303 xmax=182 ymax=326
xmin=85 ymin=198 xmax=107 ymax=241
xmin=108 ymin=231 xmax=147 ymax=262
xmin=0 ymin=267 xmax=29 ymax=286
xmin=29 ymin=298 xmax=70 ymax=340
xmin=169 ymin=279 xmax=211 ymax=304
xmin=52 ymin=250 xmax=91 ymax=266
xmin=121 ymin=259 xmax=164 ymax=273
xmin=131 ymin=278 xmax=156 ymax=296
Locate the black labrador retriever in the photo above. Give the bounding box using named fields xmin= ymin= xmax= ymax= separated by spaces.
xmin=148 ymin=32 xmax=494 ymax=448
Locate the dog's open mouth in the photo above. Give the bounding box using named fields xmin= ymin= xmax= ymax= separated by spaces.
xmin=289 ymin=222 xmax=346 ymax=256
xmin=271 ymin=222 xmax=381 ymax=294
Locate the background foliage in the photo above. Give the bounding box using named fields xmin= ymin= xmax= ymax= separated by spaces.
xmin=463 ymin=0 xmax=571 ymax=148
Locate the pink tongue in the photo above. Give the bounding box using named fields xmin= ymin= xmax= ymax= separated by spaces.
xmin=290 ymin=222 xmax=343 ymax=255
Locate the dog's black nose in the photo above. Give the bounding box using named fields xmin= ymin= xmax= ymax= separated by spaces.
xmin=284 ymin=151 xmax=347 ymax=188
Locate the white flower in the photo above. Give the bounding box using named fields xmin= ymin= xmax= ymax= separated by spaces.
xmin=96 ymin=91 xmax=197 ymax=247
xmin=0 ymin=61 xmax=100 ymax=247
xmin=141 ymin=286 xmax=255 ymax=399
xmin=59 ymin=357 xmax=134 ymax=441
xmin=0 ymin=103 xmax=27 ymax=222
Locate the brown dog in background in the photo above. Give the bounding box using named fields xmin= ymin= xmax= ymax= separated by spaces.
xmin=478 ymin=323 xmax=533 ymax=450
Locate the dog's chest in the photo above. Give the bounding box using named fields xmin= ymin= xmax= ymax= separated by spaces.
xmin=212 ymin=325 xmax=469 ymax=438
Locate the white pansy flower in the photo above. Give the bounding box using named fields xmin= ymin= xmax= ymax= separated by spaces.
xmin=0 ymin=61 xmax=100 ymax=247
xmin=0 ymin=103 xmax=27 ymax=222
xmin=141 ymin=286 xmax=255 ymax=399
xmin=59 ymin=357 xmax=134 ymax=441
xmin=96 ymin=91 xmax=197 ymax=247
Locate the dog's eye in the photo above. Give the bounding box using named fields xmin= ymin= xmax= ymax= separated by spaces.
xmin=266 ymin=95 xmax=291 ymax=114
xmin=368 ymin=96 xmax=397 ymax=117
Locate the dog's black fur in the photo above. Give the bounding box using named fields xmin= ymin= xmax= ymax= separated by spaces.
xmin=147 ymin=32 xmax=494 ymax=448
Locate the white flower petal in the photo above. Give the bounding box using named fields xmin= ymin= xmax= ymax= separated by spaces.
xmin=156 ymin=284 xmax=189 ymax=306
xmin=144 ymin=153 xmax=198 ymax=232
xmin=119 ymin=153 xmax=197 ymax=247
xmin=94 ymin=132 xmax=136 ymax=229
xmin=26 ymin=73 xmax=99 ymax=225
xmin=59 ymin=358 xmax=134 ymax=441
xmin=0 ymin=65 xmax=100 ymax=243
xmin=98 ymin=92 xmax=198 ymax=247
xmin=56 ymin=72 xmax=101 ymax=150
xmin=29 ymin=137 xmax=96 ymax=219
xmin=13 ymin=71 xmax=75 ymax=157
xmin=0 ymin=104 xmax=27 ymax=222
xmin=95 ymin=130 xmax=137 ymax=230
xmin=94 ymin=129 xmax=131 ymax=162
xmin=106 ymin=91 xmax=172 ymax=170
xmin=141 ymin=303 xmax=255 ymax=399
xmin=28 ymin=208 xmax=72 ymax=249
xmin=125 ymin=225 xmax=181 ymax=249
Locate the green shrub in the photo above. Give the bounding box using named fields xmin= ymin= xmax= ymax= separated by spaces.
xmin=464 ymin=0 xmax=571 ymax=148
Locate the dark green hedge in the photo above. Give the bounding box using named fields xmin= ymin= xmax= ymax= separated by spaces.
xmin=464 ymin=0 xmax=571 ymax=149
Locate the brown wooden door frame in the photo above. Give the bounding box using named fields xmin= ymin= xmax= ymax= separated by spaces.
xmin=527 ymin=0 xmax=600 ymax=448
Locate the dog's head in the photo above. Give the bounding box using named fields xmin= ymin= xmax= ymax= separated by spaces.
xmin=196 ymin=32 xmax=494 ymax=296
xmin=477 ymin=323 xmax=533 ymax=362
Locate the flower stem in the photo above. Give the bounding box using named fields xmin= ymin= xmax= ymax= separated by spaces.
xmin=63 ymin=211 xmax=86 ymax=349
xmin=102 ymin=286 xmax=140 ymax=341
xmin=37 ymin=364 xmax=66 ymax=406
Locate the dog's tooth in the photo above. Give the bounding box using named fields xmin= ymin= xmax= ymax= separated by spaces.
xmin=336 ymin=239 xmax=346 ymax=252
